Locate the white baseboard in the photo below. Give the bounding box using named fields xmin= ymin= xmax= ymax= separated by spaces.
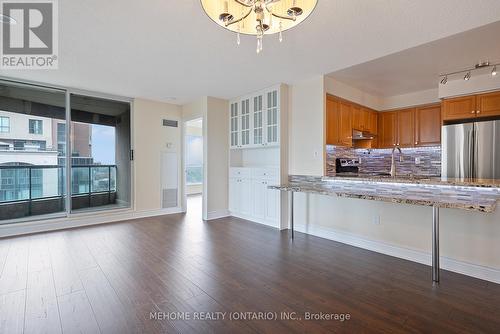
xmin=0 ymin=207 xmax=184 ymax=238
xmin=206 ymin=209 xmax=229 ymax=220
xmin=294 ymin=223 xmax=500 ymax=284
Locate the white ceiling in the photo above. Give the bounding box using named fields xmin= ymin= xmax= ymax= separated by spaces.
xmin=328 ymin=20 xmax=500 ymax=97
xmin=1 ymin=0 xmax=500 ymax=104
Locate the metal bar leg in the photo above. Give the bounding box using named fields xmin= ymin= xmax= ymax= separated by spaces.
xmin=290 ymin=191 xmax=294 ymax=240
xmin=432 ymin=205 xmax=440 ymax=283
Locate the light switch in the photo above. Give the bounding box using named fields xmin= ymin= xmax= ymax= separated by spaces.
xmin=415 ymin=157 xmax=421 ymax=165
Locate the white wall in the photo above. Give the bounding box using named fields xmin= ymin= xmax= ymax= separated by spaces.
xmin=382 ymin=88 xmax=440 ymax=110
xmin=133 ymin=98 xmax=182 ymax=212
xmin=439 ymin=72 xmax=500 ymax=98
xmin=288 ymin=74 xmax=500 ymax=281
xmin=324 ymin=77 xmax=383 ymax=110
xmin=288 ymin=76 xmax=325 ymax=176
xmin=204 ymin=97 xmax=229 ymax=220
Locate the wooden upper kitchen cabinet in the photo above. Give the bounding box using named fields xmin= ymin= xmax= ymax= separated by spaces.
xmin=351 ymin=105 xmax=363 ymax=131
xmin=442 ymin=95 xmax=476 ymax=121
xmin=339 ymin=100 xmax=353 ymax=146
xmin=377 ymin=111 xmax=397 ymax=148
xmin=325 ymin=95 xmax=377 ymax=147
xmin=326 ymin=95 xmax=340 ymax=145
xmin=396 ymin=108 xmax=415 ymax=147
xmin=476 ymin=91 xmax=500 ymax=117
xmin=366 ymin=109 xmax=378 ymax=134
xmin=415 ymin=104 xmax=441 ymax=146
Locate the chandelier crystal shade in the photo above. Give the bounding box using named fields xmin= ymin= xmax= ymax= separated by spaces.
xmin=201 ymin=0 xmax=318 ymax=53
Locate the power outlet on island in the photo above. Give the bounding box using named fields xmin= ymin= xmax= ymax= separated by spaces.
xmin=373 ymin=215 xmax=381 ymax=225
xmin=415 ymin=157 xmax=421 ymax=165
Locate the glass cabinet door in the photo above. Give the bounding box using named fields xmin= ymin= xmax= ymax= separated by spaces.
xmin=253 ymin=95 xmax=263 ymax=145
xmin=240 ymin=98 xmax=250 ymax=146
xmin=266 ymin=90 xmax=279 ymax=145
xmin=230 ymin=102 xmax=239 ymax=148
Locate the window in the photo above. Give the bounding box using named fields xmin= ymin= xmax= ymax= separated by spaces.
xmin=57 ymin=123 xmax=66 ymax=156
xmin=186 ymin=135 xmax=203 ymax=185
xmin=29 ymin=119 xmax=43 ymax=134
xmin=0 ymin=116 xmax=9 ymax=133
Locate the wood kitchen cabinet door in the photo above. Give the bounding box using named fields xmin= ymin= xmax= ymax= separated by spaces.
xmin=377 ymin=112 xmax=397 ymax=148
xmin=339 ymin=100 xmax=353 ymax=146
xmin=442 ymin=96 xmax=476 ymax=121
xmin=326 ymin=96 xmax=340 ymax=145
xmin=415 ymin=104 xmax=441 ymax=146
xmin=397 ymin=108 xmax=415 ymax=147
xmin=366 ymin=109 xmax=378 ymax=134
xmin=351 ymin=105 xmax=362 ymax=130
xmin=476 ymin=91 xmax=500 ymax=117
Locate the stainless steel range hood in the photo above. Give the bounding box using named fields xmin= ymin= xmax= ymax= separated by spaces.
xmin=352 ymin=129 xmax=376 ymax=140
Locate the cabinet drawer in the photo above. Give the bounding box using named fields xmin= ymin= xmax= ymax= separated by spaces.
xmin=252 ymin=168 xmax=279 ymax=180
xmin=229 ymin=167 xmax=251 ymax=179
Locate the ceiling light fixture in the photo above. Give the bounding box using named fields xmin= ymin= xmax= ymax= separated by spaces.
xmin=439 ymin=61 xmax=499 ymax=85
xmin=201 ymin=0 xmax=318 ymax=53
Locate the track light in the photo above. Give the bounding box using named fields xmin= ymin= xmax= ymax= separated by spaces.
xmin=440 ymin=62 xmax=498 ymax=85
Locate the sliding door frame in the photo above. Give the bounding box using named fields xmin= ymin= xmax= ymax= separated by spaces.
xmin=0 ymin=75 xmax=134 ymax=224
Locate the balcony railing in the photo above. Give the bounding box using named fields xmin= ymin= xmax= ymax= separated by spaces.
xmin=0 ymin=165 xmax=117 ymax=220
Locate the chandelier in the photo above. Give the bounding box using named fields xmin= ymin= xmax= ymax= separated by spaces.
xmin=201 ymin=0 xmax=318 ymax=53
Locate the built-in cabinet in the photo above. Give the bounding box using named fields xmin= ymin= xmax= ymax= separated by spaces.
xmin=442 ymin=91 xmax=500 ymax=121
xmin=229 ymin=167 xmax=280 ymax=227
xmin=230 ymin=87 xmax=280 ymax=149
xmin=229 ymin=84 xmax=288 ymax=230
xmin=326 ymin=93 xmax=441 ymax=149
xmin=378 ymin=104 xmax=441 ymax=148
xmin=326 ymin=95 xmax=377 ymax=147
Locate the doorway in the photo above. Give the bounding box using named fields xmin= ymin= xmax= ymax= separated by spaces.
xmin=183 ymin=118 xmax=203 ymax=218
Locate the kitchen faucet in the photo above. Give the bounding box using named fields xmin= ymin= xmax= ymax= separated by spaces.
xmin=390 ymin=147 xmax=403 ymax=177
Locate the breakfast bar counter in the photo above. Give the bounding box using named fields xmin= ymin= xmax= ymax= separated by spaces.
xmin=269 ymin=175 xmax=500 ymax=283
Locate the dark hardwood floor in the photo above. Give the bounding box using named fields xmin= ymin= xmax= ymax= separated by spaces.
xmin=1 ymin=195 xmax=500 ymax=333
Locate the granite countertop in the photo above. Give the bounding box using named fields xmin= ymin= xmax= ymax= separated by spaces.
xmin=323 ymin=173 xmax=500 ymax=188
xmin=269 ymin=175 xmax=500 ymax=213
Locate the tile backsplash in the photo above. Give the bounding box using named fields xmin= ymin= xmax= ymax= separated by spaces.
xmin=326 ymin=145 xmax=442 ymax=176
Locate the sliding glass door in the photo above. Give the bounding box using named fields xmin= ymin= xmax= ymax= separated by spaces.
xmin=0 ymin=80 xmax=67 ymax=221
xmin=0 ymin=80 xmax=131 ymax=223
xmin=69 ymin=94 xmax=131 ymax=212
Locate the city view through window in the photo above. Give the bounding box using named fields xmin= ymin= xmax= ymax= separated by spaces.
xmin=0 ymin=82 xmax=131 ymax=221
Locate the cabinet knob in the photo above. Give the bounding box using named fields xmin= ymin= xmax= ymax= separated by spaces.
xmin=397 ymin=143 xmax=400 ymax=146
xmin=393 ymin=143 xmax=396 ymax=146
xmin=471 ymin=110 xmax=475 ymax=114
xmin=477 ymin=110 xmax=481 ymax=114
xmin=415 ymin=141 xmax=418 ymax=145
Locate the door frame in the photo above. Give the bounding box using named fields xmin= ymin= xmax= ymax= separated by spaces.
xmin=181 ymin=116 xmax=207 ymax=219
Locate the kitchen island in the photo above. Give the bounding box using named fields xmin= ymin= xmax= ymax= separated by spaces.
xmin=269 ymin=175 xmax=500 ymax=283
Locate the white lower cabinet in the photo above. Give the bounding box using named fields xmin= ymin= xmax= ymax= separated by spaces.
xmin=229 ymin=167 xmax=280 ymax=228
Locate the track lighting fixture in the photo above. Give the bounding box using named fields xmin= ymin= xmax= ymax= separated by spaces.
xmin=439 ymin=61 xmax=499 ymax=85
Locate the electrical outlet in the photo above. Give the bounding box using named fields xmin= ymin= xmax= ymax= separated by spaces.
xmin=415 ymin=157 xmax=421 ymax=165
xmin=373 ymin=215 xmax=380 ymax=225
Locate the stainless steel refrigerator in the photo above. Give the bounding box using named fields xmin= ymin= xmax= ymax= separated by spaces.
xmin=442 ymin=120 xmax=500 ymax=179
